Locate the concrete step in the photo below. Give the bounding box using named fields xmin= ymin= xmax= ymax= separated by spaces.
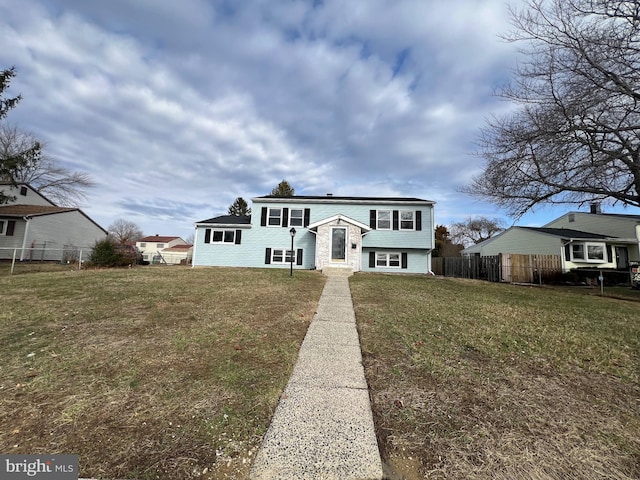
xmin=322 ymin=266 xmax=354 ymax=277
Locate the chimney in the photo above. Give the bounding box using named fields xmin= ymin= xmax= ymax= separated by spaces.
xmin=326 ymin=193 xmax=333 ymax=197
xmin=590 ymin=203 xmax=602 ymax=214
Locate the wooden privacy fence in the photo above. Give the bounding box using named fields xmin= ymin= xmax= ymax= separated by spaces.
xmin=432 ymin=254 xmax=562 ymax=284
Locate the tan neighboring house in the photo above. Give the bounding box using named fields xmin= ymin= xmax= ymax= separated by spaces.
xmin=135 ymin=235 xmax=188 ymax=264
xmin=0 ymin=183 xmax=107 ymax=261
xmin=160 ymin=244 xmax=193 ymax=265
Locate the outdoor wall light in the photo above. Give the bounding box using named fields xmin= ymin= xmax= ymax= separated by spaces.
xmin=289 ymin=227 xmax=296 ymax=276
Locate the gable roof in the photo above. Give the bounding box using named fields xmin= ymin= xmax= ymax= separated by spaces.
xmin=137 ymin=235 xmax=183 ymax=243
xmin=307 ymin=214 xmax=371 ymax=231
xmin=162 ymin=244 xmax=193 ymax=252
xmin=519 ymin=227 xmax=613 ymax=240
xmin=196 ymin=215 xmax=252 ymax=225
xmin=0 ymin=204 xmax=108 ymax=234
xmin=0 ymin=205 xmax=76 ymax=216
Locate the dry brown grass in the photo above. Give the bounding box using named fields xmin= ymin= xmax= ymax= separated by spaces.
xmin=350 ymin=274 xmax=640 ymax=480
xmin=0 ymin=266 xmax=325 ymax=479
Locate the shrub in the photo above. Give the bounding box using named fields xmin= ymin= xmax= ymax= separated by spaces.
xmin=88 ymin=239 xmax=130 ymax=267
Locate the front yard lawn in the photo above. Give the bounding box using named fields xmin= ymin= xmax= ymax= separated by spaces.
xmin=351 ymin=274 xmax=640 ymax=480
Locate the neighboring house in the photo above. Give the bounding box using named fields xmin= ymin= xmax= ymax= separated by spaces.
xmin=0 ymin=183 xmax=107 ymax=261
xmin=192 ymin=194 xmax=436 ymax=274
xmin=160 ymin=244 xmax=193 ymax=265
xmin=462 ymin=209 xmax=640 ymax=271
xmin=135 ymin=235 xmax=188 ymax=264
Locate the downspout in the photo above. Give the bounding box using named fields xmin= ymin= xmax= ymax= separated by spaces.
xmin=191 ymin=226 xmax=198 ymax=268
xmin=20 ymin=216 xmax=31 ymax=261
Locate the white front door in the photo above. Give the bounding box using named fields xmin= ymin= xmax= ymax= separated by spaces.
xmin=331 ymin=227 xmax=347 ymax=263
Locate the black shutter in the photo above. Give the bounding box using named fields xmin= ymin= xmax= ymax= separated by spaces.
xmin=204 ymin=228 xmax=211 ymax=244
xmin=606 ymin=245 xmax=612 ymax=263
xmin=415 ymin=211 xmax=422 ymax=231
xmin=393 ymin=210 xmax=399 ymax=230
xmin=369 ymin=251 xmax=376 ymax=268
xmin=370 ymin=210 xmax=376 ymax=229
xmin=401 ymin=252 xmax=408 ymax=269
xmin=235 ymin=230 xmax=242 ymax=244
xmin=564 ymin=244 xmax=571 ymax=260
xmin=304 ymin=208 xmax=311 ymax=227
xmin=6 ymin=220 xmax=16 ymax=236
xmin=261 ymin=207 xmax=267 ymax=226
xmin=265 ymin=248 xmax=272 ymax=264
xmin=296 ymin=248 xmax=303 ymax=265
xmin=282 ymin=208 xmax=289 ymax=227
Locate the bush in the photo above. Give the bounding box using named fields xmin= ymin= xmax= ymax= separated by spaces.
xmin=88 ymin=239 xmax=131 ymax=267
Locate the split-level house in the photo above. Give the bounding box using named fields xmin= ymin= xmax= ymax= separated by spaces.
xmin=192 ymin=195 xmax=436 ymax=274
xmin=0 ymin=183 xmax=107 ymax=261
xmin=462 ymin=206 xmax=640 ymax=271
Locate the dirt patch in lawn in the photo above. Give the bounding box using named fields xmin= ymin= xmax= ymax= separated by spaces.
xmin=351 ymin=274 xmax=640 ymax=480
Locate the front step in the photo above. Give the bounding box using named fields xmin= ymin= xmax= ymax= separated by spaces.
xmin=322 ymin=266 xmax=354 ymax=277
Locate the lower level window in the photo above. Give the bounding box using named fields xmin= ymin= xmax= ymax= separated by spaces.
xmin=571 ymin=242 xmax=606 ymax=262
xmin=272 ymin=249 xmax=295 ymax=263
xmin=376 ymin=252 xmax=401 ymax=268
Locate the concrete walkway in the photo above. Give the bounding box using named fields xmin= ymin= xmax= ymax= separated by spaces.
xmin=250 ymin=273 xmax=384 ymax=480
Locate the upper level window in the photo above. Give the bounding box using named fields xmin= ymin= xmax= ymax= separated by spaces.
xmin=377 ymin=210 xmax=391 ymax=230
xmin=400 ymin=211 xmax=415 ymax=230
xmin=289 ymin=209 xmax=303 ymax=227
xmin=268 ymin=208 xmax=282 ymax=226
xmin=156 ymin=243 xmax=165 ymax=249
xmin=0 ymin=220 xmax=4 ymax=234
xmin=139 ymin=242 xmax=147 ymax=248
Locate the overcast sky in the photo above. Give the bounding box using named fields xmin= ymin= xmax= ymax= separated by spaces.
xmin=1 ymin=0 xmax=612 ymax=241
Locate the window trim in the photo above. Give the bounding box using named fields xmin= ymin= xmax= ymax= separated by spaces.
xmin=206 ymin=229 xmax=240 ymax=244
xmin=399 ymin=210 xmax=415 ymax=231
xmin=289 ymin=208 xmax=303 ymax=227
xmin=571 ymin=241 xmax=607 ymax=263
xmin=376 ymin=252 xmax=402 ymax=268
xmin=267 ymin=208 xmax=282 ymax=227
xmin=376 ymin=210 xmax=391 ymax=230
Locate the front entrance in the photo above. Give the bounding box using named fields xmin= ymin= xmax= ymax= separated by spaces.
xmin=331 ymin=227 xmax=347 ymax=262
xmin=615 ymin=246 xmax=629 ymax=269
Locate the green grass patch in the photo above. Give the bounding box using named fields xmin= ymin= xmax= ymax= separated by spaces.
xmin=0 ymin=266 xmax=325 ymax=479
xmin=351 ymin=274 xmax=640 ymax=479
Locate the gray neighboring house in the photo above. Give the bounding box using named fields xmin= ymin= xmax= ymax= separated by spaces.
xmin=462 ymin=208 xmax=640 ymax=272
xmin=0 ymin=183 xmax=107 ymax=261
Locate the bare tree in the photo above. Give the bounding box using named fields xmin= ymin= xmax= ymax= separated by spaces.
xmin=465 ymin=0 xmax=640 ymax=218
xmin=108 ymin=219 xmax=144 ymax=245
xmin=450 ymin=217 xmax=505 ymax=246
xmin=1 ymin=67 xmax=40 ymax=204
xmin=228 ymin=196 xmax=252 ymax=216
xmin=0 ymin=124 xmax=95 ymax=207
xmin=270 ymin=179 xmax=295 ymax=196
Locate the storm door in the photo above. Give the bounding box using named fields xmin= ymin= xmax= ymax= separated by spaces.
xmin=331 ymin=227 xmax=347 ymax=262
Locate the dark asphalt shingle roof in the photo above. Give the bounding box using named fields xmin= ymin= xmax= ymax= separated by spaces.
xmin=196 ymin=215 xmax=252 ymax=225
xmin=520 ymin=227 xmax=614 ymax=239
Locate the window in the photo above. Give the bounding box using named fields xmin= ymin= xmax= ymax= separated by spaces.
xmin=157 ymin=243 xmax=165 ymax=249
xmin=377 ymin=210 xmax=391 ymax=229
xmin=571 ymin=242 xmax=606 ymax=263
xmin=0 ymin=220 xmax=4 ymax=235
xmin=268 ymin=208 xmax=282 ymax=226
xmin=139 ymin=242 xmax=147 ymax=248
xmin=207 ymin=230 xmax=238 ymax=244
xmin=400 ymin=211 xmax=414 ymax=230
xmin=272 ymin=249 xmax=294 ymax=263
xmin=289 ymin=209 xmax=303 ymax=227
xmin=376 ymin=252 xmax=401 ymax=268
xmin=0 ymin=220 xmax=15 ymax=236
